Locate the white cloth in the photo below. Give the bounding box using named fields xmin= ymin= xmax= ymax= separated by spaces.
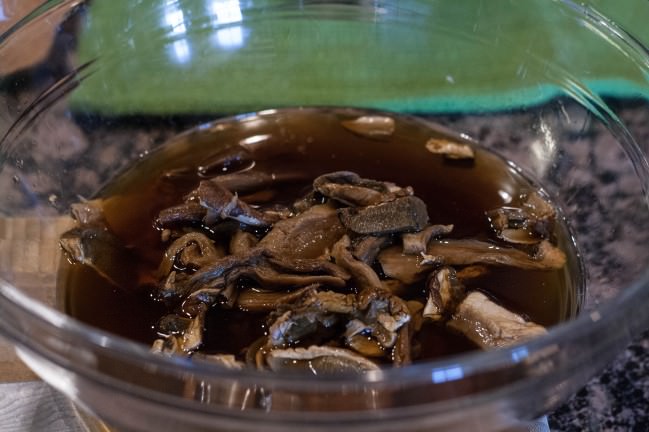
xmin=0 ymin=381 xmax=84 ymax=432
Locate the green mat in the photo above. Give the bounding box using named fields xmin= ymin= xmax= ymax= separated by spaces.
xmin=71 ymin=0 xmax=649 ymax=115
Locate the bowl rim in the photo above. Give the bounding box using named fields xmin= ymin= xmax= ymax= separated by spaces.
xmin=1 ymin=0 xmax=649 ymax=405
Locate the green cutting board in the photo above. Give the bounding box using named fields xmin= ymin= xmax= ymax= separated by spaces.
xmin=70 ymin=0 xmax=649 ymax=115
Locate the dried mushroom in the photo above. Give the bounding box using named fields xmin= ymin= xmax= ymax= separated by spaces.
xmin=338 ymin=196 xmax=429 ymax=235
xmin=486 ymin=191 xmax=557 ymax=245
xmin=341 ymin=115 xmax=395 ymax=138
xmin=447 ymin=291 xmax=547 ymax=348
xmin=265 ymin=346 xmax=381 ymax=374
xmin=378 ymin=239 xmax=566 ymax=284
xmin=62 ymin=160 xmax=568 ymax=375
xmin=423 ymin=267 xmax=465 ymax=322
xmin=143 ymin=170 xmax=564 ymax=370
xmin=313 ymin=171 xmax=412 ymax=207
xmin=60 ymin=224 xmax=137 ymax=290
xmin=425 ymin=138 xmax=475 ymax=160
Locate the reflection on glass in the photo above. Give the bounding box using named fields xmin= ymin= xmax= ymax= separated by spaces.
xmin=210 ymin=0 xmax=243 ymax=24
xmin=530 ymin=119 xmax=557 ymax=177
xmin=164 ymin=0 xmax=187 ymax=36
xmin=209 ymin=0 xmax=246 ymax=50
xmin=431 ymin=365 xmax=464 ymax=383
xmin=172 ymin=39 xmax=191 ymax=64
xmin=511 ymin=347 xmax=529 ymax=362
xmin=163 ymin=0 xmax=192 ymax=64
xmin=498 ymin=189 xmax=513 ymax=203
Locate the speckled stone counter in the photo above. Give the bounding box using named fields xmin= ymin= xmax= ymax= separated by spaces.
xmin=2 ymin=66 xmax=649 ymax=430
xmin=441 ymin=104 xmax=649 ymax=431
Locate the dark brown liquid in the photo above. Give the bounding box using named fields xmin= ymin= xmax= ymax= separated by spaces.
xmin=59 ymin=108 xmax=580 ymax=360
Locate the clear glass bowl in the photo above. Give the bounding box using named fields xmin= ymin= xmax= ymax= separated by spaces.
xmin=1 ymin=1 xmax=649 ymax=431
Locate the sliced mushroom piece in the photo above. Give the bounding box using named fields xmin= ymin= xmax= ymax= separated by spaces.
xmin=189 ymin=249 xmax=349 ymax=297
xmin=151 ymin=336 xmax=183 ymax=356
xmin=182 ymin=308 xmax=207 ymax=352
xmin=292 ymin=190 xmax=323 ymax=213
xmin=298 ymin=289 xmax=357 ymax=314
xmin=523 ymin=191 xmax=556 ymax=237
xmin=341 ymin=115 xmax=395 ymax=138
xmin=229 ymin=230 xmax=258 ymax=256
xmin=406 ymin=300 xmax=425 ymax=332
xmin=447 ymin=291 xmax=546 ymax=349
xmin=392 ymin=323 xmax=411 ymax=366
xmin=157 ymin=314 xmax=193 ymax=336
xmin=70 ymin=200 xmax=105 ymax=224
xmin=236 ymin=285 xmax=317 ymax=312
xmin=266 ymin=346 xmax=380 ymax=374
xmin=378 ymin=239 xmax=566 ymax=284
xmin=313 ymin=171 xmax=411 ymax=207
xmin=351 ymin=235 xmax=392 ymax=265
xmin=157 ymin=202 xmax=206 ymax=228
xmin=60 ymin=225 xmax=137 ymax=290
xmin=224 ymin=261 xmax=349 ymax=292
xmin=402 ymin=224 xmax=454 ymax=254
xmin=425 ymin=137 xmax=475 ymax=160
xmin=338 ymin=196 xmax=429 ymax=235
xmin=266 ymin=290 xmax=356 ymax=346
xmin=357 ymin=290 xmax=411 ymax=349
xmin=533 ymin=240 xmax=567 ymax=269
xmin=497 ymin=229 xmax=541 ymax=245
xmin=344 ymin=319 xmax=371 ymax=339
xmin=332 ymin=235 xmax=383 ymax=292
xmin=157 ymin=271 xmax=192 ymax=300
xmin=423 ymin=267 xmax=466 ymax=322
xmin=260 ymin=204 xmax=293 ymax=221
xmin=259 ymin=204 xmax=347 ymax=259
xmin=267 ymin=308 xmax=339 ymax=347
xmin=182 ymin=287 xmax=231 ymax=316
xmin=245 ymin=336 xmax=269 ymax=369
xmin=265 ymin=253 xmax=350 ymax=281
xmin=424 ymin=239 xmax=569 ymax=268
xmin=486 ymin=192 xmax=557 ymax=244
xmin=195 ymin=180 xmax=275 ymax=227
xmin=346 ymin=335 xmax=386 ymax=358
xmin=195 ymin=354 xmax=245 ymax=370
xmin=189 ymin=248 xmax=267 ymax=289
xmin=158 ymin=232 xmax=223 ymax=276
xmin=456 ymin=264 xmax=490 ymax=282
xmin=486 ymin=207 xmax=540 ymax=245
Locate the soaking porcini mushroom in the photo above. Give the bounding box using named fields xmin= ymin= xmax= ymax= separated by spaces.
xmin=341 ymin=115 xmax=395 ymax=138
xmin=61 ymin=165 xmax=566 ymax=370
xmin=158 ymin=232 xmax=224 ymax=276
xmin=447 ymin=291 xmax=547 ymax=348
xmin=258 ymin=204 xmax=346 ymax=259
xmin=425 ymin=137 xmax=475 ymax=160
xmin=313 ymin=171 xmax=412 ymax=207
xmin=338 ymin=196 xmax=429 ymax=235
xmin=60 ymin=225 xmax=137 ymax=290
xmin=486 ymin=191 xmax=557 ymax=245
xmin=266 ymin=346 xmax=381 ymax=374
xmin=402 ymin=224 xmax=454 ymax=254
xmin=423 ymin=267 xmax=466 ymax=322
xmin=378 ymin=238 xmax=566 ymax=284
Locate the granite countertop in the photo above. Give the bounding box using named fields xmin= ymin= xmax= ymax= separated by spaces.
xmin=1 ymin=96 xmax=648 ymax=432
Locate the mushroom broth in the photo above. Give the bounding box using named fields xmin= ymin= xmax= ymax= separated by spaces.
xmin=58 ymin=109 xmax=580 ymax=370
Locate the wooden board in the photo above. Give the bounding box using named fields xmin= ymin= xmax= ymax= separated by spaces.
xmin=0 ymin=216 xmax=75 ymax=382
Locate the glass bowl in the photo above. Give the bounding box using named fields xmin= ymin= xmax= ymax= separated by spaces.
xmin=1 ymin=1 xmax=649 ymax=431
